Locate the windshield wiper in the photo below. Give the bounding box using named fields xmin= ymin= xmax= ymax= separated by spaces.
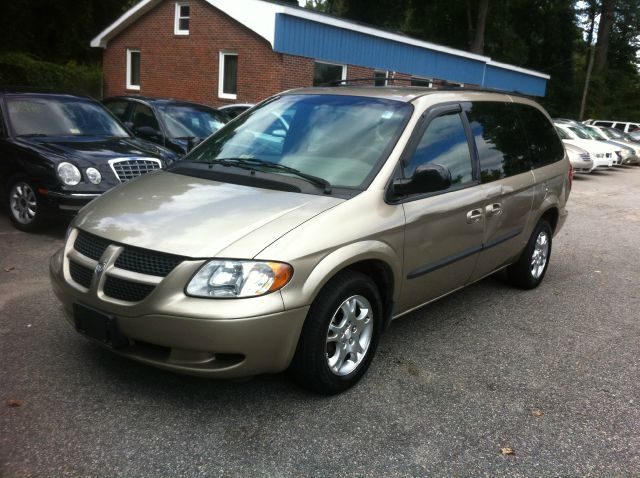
xmin=215 ymin=157 xmax=332 ymax=194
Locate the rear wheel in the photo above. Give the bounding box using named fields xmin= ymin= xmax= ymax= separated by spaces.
xmin=289 ymin=271 xmax=382 ymax=394
xmin=507 ymin=219 xmax=552 ymax=289
xmin=6 ymin=178 xmax=42 ymax=232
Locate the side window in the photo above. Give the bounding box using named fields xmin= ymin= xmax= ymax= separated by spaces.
xmin=130 ymin=103 xmax=159 ymax=131
xmin=513 ymin=104 xmax=564 ymax=168
xmin=464 ymin=101 xmax=530 ymax=183
xmin=404 ymin=112 xmax=473 ymax=186
xmin=104 ymin=100 xmax=129 ymax=122
xmin=595 ymin=121 xmax=613 ymax=128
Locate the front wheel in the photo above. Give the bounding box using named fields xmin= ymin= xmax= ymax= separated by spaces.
xmin=6 ymin=178 xmax=43 ymax=232
xmin=289 ymin=271 xmax=382 ymax=394
xmin=507 ymin=219 xmax=552 ymax=289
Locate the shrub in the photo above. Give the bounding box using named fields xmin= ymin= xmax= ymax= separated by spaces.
xmin=0 ymin=52 xmax=101 ymax=98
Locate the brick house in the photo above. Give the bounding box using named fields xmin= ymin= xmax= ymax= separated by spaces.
xmin=91 ymin=0 xmax=550 ymax=107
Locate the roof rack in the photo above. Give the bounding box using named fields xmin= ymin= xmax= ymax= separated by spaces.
xmin=322 ymin=78 xmax=531 ymax=97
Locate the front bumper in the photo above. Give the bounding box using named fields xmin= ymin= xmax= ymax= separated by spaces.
xmin=49 ymin=246 xmax=308 ymax=377
xmin=42 ymin=191 xmax=101 ymax=212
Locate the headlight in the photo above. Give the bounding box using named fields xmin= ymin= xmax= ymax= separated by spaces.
xmin=186 ymin=260 xmax=293 ymax=298
xmin=57 ymin=162 xmax=81 ymax=185
xmin=86 ymin=167 xmax=102 ymax=184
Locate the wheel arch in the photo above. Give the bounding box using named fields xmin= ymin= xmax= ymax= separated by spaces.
xmin=282 ymin=240 xmax=401 ymax=332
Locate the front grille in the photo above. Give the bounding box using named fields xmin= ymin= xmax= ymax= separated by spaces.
xmin=74 ymin=230 xmax=110 ymax=260
xmin=580 ymin=153 xmax=590 ymax=161
xmin=110 ymin=158 xmax=161 ymax=182
xmin=104 ymin=277 xmax=155 ymax=302
xmin=115 ymin=247 xmax=182 ymax=277
xmin=69 ymin=261 xmax=93 ymax=288
xmin=70 ymin=228 xmax=184 ymax=303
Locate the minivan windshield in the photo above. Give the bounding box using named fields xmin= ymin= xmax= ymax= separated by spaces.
xmin=181 ymin=94 xmax=412 ymax=189
xmin=6 ymin=96 xmax=129 ymax=138
xmin=567 ymin=125 xmax=593 ymax=140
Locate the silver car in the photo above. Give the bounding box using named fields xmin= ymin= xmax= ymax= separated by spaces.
xmin=50 ymin=87 xmax=571 ymax=394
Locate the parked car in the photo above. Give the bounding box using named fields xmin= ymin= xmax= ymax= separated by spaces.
xmin=593 ymin=126 xmax=640 ymax=165
xmin=218 ymin=103 xmax=254 ymax=119
xmin=50 ymin=87 xmax=570 ymax=394
xmin=586 ymin=119 xmax=640 ymax=133
xmin=582 ymin=124 xmax=636 ymax=165
xmin=555 ymin=123 xmax=616 ymax=170
xmin=629 ymin=130 xmax=640 ymax=142
xmin=564 ymin=143 xmax=594 ymax=173
xmin=0 ymin=92 xmax=178 ymax=232
xmin=103 ymin=96 xmax=229 ymax=155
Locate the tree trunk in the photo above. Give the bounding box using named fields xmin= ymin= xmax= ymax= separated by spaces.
xmin=593 ymin=0 xmax=615 ymax=72
xmin=469 ymin=0 xmax=489 ymax=55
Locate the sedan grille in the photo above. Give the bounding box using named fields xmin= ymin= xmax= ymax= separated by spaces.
xmin=109 ymin=158 xmax=162 ymax=182
xmin=580 ymin=153 xmax=590 ymax=161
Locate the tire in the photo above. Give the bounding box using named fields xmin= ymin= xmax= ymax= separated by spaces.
xmin=289 ymin=271 xmax=383 ymax=394
xmin=507 ymin=219 xmax=552 ymax=289
xmin=5 ymin=177 xmax=43 ymax=232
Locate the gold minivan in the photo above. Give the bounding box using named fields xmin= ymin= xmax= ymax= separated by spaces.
xmin=50 ymin=87 xmax=571 ymax=394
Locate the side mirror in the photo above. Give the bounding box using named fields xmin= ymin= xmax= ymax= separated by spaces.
xmin=392 ymin=164 xmax=452 ymax=197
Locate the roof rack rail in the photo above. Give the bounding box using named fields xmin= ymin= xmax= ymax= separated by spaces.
xmin=321 ymin=78 xmax=530 ymax=97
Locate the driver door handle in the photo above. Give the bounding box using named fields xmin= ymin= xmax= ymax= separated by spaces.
xmin=466 ymin=208 xmax=483 ymax=224
xmin=485 ymin=203 xmax=503 ymax=217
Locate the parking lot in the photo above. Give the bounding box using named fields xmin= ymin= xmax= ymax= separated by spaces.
xmin=1 ymin=166 xmax=639 ymax=477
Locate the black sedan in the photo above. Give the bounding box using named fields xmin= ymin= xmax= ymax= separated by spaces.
xmin=0 ymin=92 xmax=178 ymax=232
xmin=103 ymin=96 xmax=229 ymax=155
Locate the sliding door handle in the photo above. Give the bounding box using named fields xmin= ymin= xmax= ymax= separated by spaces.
xmin=466 ymin=208 xmax=483 ymax=223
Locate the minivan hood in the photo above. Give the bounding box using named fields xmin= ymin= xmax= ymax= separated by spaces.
xmin=74 ymin=171 xmax=344 ymax=258
xmin=563 ymin=138 xmax=618 ymax=154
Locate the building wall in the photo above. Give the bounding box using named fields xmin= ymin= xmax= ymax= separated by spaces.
xmin=102 ymin=0 xmax=294 ymax=106
xmin=100 ymin=0 xmax=467 ymax=106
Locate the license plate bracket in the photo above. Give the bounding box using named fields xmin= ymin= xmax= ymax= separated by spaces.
xmin=73 ymin=303 xmax=128 ymax=349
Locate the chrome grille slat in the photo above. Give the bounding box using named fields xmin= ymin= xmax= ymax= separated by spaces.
xmin=109 ymin=158 xmax=162 ymax=182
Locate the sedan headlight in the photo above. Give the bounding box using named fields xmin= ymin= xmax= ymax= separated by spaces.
xmin=186 ymin=260 xmax=293 ymax=298
xmin=57 ymin=162 xmax=81 ymax=185
xmin=85 ymin=167 xmax=102 ymax=184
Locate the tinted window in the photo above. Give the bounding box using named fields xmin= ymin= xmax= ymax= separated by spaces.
xmin=130 ymin=103 xmax=159 ymax=131
xmin=594 ymin=121 xmax=613 ymax=128
xmin=404 ymin=112 xmax=473 ymax=186
xmin=514 ymin=104 xmax=564 ymax=167
xmin=313 ymin=62 xmax=344 ymax=86
xmin=104 ymin=100 xmax=129 ymax=121
xmin=464 ymin=101 xmax=530 ymax=183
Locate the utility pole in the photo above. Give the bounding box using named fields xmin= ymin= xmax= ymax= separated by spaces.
xmin=579 ymin=43 xmax=596 ymax=121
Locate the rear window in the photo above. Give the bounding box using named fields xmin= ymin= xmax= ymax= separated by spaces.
xmin=513 ymin=103 xmax=564 ymax=167
xmin=463 ymin=101 xmax=530 ymax=183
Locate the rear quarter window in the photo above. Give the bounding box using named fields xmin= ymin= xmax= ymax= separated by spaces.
xmin=463 ymin=101 xmax=530 ymax=183
xmin=513 ymin=103 xmax=564 ymax=168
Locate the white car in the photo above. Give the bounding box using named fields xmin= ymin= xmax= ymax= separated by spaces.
xmin=582 ymin=124 xmax=636 ymax=165
xmin=590 ymin=125 xmax=640 ymax=165
xmin=555 ymin=123 xmax=616 ymax=170
xmin=564 ymin=143 xmax=594 ymax=173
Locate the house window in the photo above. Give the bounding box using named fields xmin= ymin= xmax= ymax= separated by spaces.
xmin=313 ymin=61 xmax=346 ymax=86
xmin=174 ymin=2 xmax=190 ymax=35
xmin=411 ymin=76 xmax=432 ymax=87
xmin=219 ymin=51 xmax=238 ymax=99
xmin=374 ymin=70 xmax=388 ymax=86
xmin=126 ymin=49 xmax=141 ymax=90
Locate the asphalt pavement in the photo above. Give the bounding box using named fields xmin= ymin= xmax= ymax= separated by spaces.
xmin=1 ymin=166 xmax=639 ymax=477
